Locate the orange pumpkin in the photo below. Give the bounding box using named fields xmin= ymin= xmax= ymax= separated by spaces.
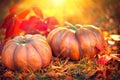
xmin=1 ymin=34 xmax=52 ymax=71
xmin=47 ymin=25 xmax=106 ymax=60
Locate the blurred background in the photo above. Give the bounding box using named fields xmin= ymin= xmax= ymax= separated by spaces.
xmin=0 ymin=0 xmax=120 ymax=34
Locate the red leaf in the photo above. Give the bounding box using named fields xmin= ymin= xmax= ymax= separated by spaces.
xmin=17 ymin=9 xmax=30 ymax=20
xmin=0 ymin=14 xmax=15 ymax=29
xmin=5 ymin=24 xmax=14 ymax=39
xmin=44 ymin=16 xmax=58 ymax=25
xmin=1 ymin=14 xmax=16 ymax=39
xmin=44 ymin=16 xmax=58 ymax=30
xmin=13 ymin=19 xmax=21 ymax=36
xmin=98 ymin=54 xmax=120 ymax=65
xmin=20 ymin=16 xmax=48 ymax=34
xmin=20 ymin=16 xmax=40 ymax=31
xmin=9 ymin=5 xmax=18 ymax=14
xmin=32 ymin=7 xmax=43 ymax=19
xmin=0 ymin=6 xmax=19 ymax=40
xmin=1 ymin=6 xmax=59 ymax=38
xmin=98 ymin=55 xmax=112 ymax=65
xmin=29 ymin=16 xmax=40 ymax=23
xmin=4 ymin=17 xmax=20 ymax=39
xmin=35 ymin=21 xmax=48 ymax=31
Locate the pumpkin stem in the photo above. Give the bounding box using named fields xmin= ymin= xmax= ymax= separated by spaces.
xmin=65 ymin=21 xmax=77 ymax=30
xmin=22 ymin=39 xmax=27 ymax=44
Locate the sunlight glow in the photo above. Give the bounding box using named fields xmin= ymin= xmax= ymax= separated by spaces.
xmin=18 ymin=0 xmax=104 ymax=25
xmin=52 ymin=0 xmax=64 ymax=6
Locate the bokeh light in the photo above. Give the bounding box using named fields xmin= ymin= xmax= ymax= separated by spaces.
xmin=16 ymin=0 xmax=104 ymax=26
xmin=0 ymin=0 xmax=120 ymax=34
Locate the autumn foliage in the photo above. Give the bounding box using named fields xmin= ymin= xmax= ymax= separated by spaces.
xmin=0 ymin=5 xmax=58 ymax=40
xmin=0 ymin=5 xmax=120 ymax=80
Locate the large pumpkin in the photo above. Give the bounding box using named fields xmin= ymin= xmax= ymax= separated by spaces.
xmin=1 ymin=34 xmax=52 ymax=71
xmin=47 ymin=25 xmax=106 ymax=60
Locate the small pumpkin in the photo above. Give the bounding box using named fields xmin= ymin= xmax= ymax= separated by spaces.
xmin=1 ymin=34 xmax=52 ymax=71
xmin=47 ymin=25 xmax=106 ymax=60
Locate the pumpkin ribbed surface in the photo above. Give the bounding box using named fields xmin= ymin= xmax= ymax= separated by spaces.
xmin=1 ymin=34 xmax=52 ymax=71
xmin=47 ymin=25 xmax=106 ymax=60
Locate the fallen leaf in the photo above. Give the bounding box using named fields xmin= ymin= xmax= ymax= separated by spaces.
xmin=3 ymin=70 xmax=14 ymax=78
xmin=98 ymin=55 xmax=112 ymax=65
